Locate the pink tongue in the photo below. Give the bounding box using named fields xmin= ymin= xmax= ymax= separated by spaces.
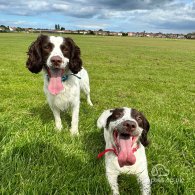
xmin=48 ymin=70 xmax=64 ymax=95
xmin=118 ymin=137 xmax=136 ymax=167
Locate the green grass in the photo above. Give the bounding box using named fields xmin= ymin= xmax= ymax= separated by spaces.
xmin=0 ymin=33 xmax=194 ymax=194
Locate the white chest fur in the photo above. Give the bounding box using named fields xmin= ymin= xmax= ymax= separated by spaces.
xmin=44 ymin=74 xmax=80 ymax=111
xmin=105 ymin=144 xmax=148 ymax=174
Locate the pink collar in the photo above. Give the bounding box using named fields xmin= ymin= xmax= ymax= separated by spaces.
xmin=97 ymin=144 xmax=139 ymax=159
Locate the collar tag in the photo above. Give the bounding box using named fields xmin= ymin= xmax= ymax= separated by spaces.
xmin=45 ymin=66 xmax=81 ymax=82
xmin=61 ymin=75 xmax=69 ymax=82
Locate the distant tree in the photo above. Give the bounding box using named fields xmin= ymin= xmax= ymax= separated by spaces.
xmin=55 ymin=24 xmax=61 ymax=30
xmin=122 ymin=32 xmax=128 ymax=36
xmin=0 ymin=25 xmax=9 ymax=31
xmin=0 ymin=25 xmax=7 ymax=29
xmin=186 ymin=32 xmax=195 ymax=39
xmin=61 ymin=27 xmax=65 ymax=30
xmin=16 ymin=27 xmax=24 ymax=32
xmin=98 ymin=29 xmax=103 ymax=31
xmin=88 ymin=30 xmax=95 ymax=35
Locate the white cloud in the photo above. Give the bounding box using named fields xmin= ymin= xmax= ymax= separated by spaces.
xmin=0 ymin=0 xmax=194 ymax=33
xmin=75 ymin=23 xmax=109 ymax=30
xmin=52 ymin=4 xmax=69 ymax=11
xmin=26 ymin=1 xmax=49 ymax=11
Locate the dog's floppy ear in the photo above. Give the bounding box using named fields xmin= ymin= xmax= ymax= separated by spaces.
xmin=131 ymin=108 xmax=150 ymax=147
xmin=26 ymin=34 xmax=48 ymax=73
xmin=97 ymin=110 xmax=113 ymax=129
xmin=65 ymin=37 xmax=82 ymax=74
xmin=140 ymin=114 xmax=150 ymax=147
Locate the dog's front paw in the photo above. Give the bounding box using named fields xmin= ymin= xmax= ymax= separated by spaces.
xmin=111 ymin=190 xmax=120 ymax=195
xmin=87 ymin=100 xmax=93 ymax=106
xmin=55 ymin=122 xmax=63 ymax=132
xmin=70 ymin=128 xmax=79 ymax=136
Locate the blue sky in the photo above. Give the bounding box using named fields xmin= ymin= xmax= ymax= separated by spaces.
xmin=0 ymin=0 xmax=194 ymax=33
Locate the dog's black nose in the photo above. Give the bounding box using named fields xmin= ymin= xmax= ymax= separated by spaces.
xmin=123 ymin=120 xmax=136 ymax=131
xmin=51 ymin=56 xmax=62 ymax=67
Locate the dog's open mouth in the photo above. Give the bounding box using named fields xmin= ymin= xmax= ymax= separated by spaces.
xmin=48 ymin=68 xmax=65 ymax=95
xmin=113 ymin=129 xmax=137 ymax=167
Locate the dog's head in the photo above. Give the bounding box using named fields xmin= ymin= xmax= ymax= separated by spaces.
xmin=97 ymin=107 xmax=150 ymax=167
xmin=26 ymin=35 xmax=82 ymax=74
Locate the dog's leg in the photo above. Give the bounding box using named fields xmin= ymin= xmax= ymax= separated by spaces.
xmin=106 ymin=170 xmax=120 ymax=195
xmin=51 ymin=106 xmax=62 ymax=131
xmin=81 ymin=83 xmax=93 ymax=106
xmin=136 ymin=169 xmax=151 ymax=195
xmin=70 ymin=103 xmax=80 ymax=135
xmin=87 ymin=93 xmax=93 ymax=106
xmin=80 ymin=70 xmax=93 ymax=106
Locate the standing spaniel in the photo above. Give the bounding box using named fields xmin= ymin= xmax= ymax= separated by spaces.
xmin=26 ymin=35 xmax=93 ymax=135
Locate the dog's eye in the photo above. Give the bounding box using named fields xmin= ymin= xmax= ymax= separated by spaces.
xmin=114 ymin=113 xmax=122 ymax=119
xmin=43 ymin=45 xmax=50 ymax=50
xmin=106 ymin=109 xmax=124 ymax=128
xmin=112 ymin=111 xmax=124 ymax=120
xmin=136 ymin=116 xmax=142 ymax=122
xmin=63 ymin=47 xmax=68 ymax=51
xmin=61 ymin=45 xmax=69 ymax=53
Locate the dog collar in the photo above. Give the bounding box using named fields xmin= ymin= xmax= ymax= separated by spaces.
xmin=45 ymin=66 xmax=81 ymax=82
xmin=97 ymin=144 xmax=139 ymax=159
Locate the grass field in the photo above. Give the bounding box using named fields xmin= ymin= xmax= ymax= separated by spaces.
xmin=0 ymin=33 xmax=194 ymax=194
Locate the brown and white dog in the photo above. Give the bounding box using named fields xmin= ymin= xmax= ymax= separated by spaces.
xmin=97 ymin=107 xmax=151 ymax=195
xmin=26 ymin=35 xmax=93 ymax=135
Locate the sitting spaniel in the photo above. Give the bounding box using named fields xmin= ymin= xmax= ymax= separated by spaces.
xmin=26 ymin=35 xmax=93 ymax=135
xmin=97 ymin=107 xmax=151 ymax=195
